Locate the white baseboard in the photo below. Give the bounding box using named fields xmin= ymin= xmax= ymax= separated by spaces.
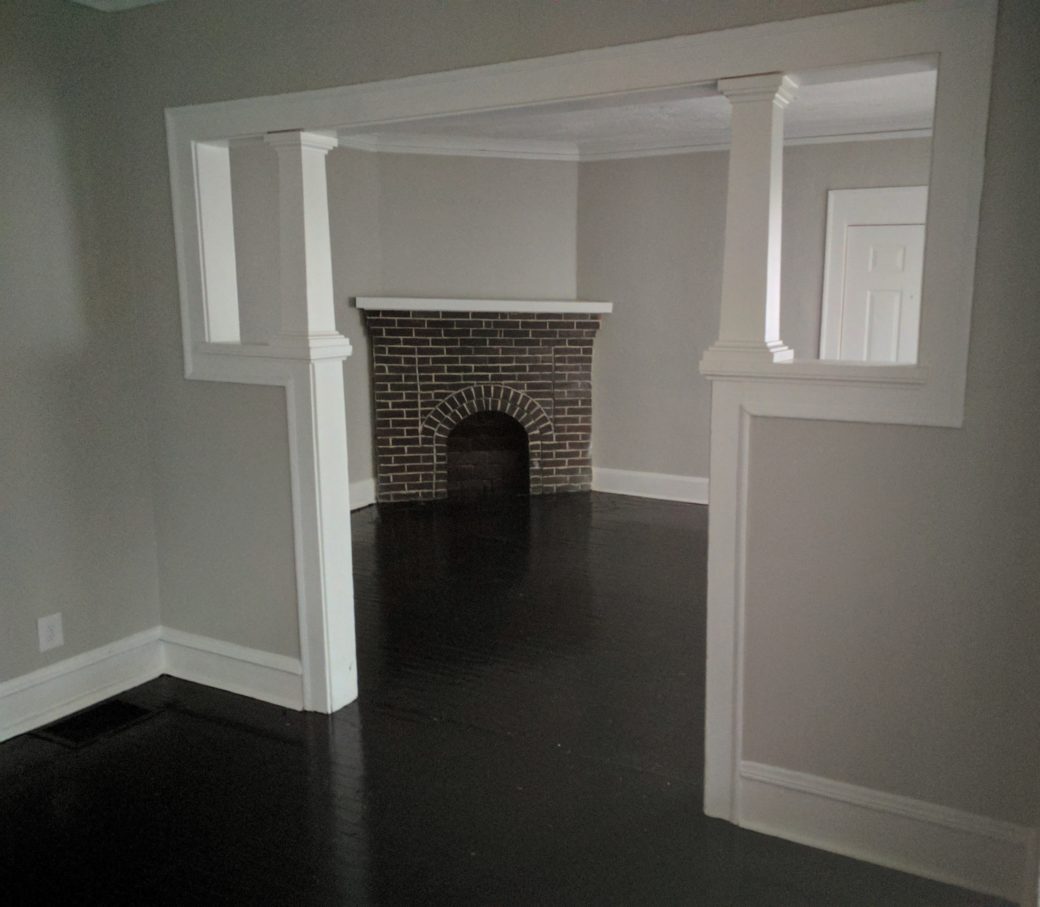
xmin=739 ymin=761 xmax=1037 ymax=905
xmin=0 ymin=626 xmax=305 ymax=743
xmin=349 ymin=477 xmax=376 ymax=510
xmin=0 ymin=628 xmax=163 ymax=743
xmin=591 ymin=467 xmax=709 ymax=504
xmin=161 ymin=626 xmax=304 ymax=710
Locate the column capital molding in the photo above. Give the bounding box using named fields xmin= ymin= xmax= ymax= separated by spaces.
xmin=717 ymin=73 xmax=798 ymax=108
xmin=264 ymin=129 xmax=339 ymax=154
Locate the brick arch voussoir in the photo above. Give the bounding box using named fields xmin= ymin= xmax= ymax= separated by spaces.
xmin=422 ymin=384 xmax=553 ymax=441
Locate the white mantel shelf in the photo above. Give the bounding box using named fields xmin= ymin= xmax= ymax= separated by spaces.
xmin=355 ymin=297 xmax=613 ymax=314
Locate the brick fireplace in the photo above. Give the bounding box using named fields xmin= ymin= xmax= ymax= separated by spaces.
xmin=357 ymin=298 xmax=612 ymax=503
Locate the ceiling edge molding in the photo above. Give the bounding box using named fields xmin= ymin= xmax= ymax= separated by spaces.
xmin=68 ymin=0 xmax=170 ymax=12
xmin=580 ymin=127 xmax=933 ymax=161
xmin=337 ymin=134 xmax=580 ymax=161
xmin=335 ymin=128 xmax=932 ymax=163
xmin=785 ymin=128 xmax=932 ymax=147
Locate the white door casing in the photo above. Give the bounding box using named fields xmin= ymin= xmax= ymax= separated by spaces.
xmin=820 ymin=186 xmax=928 ymax=362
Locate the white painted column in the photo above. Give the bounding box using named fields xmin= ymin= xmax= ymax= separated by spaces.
xmin=264 ymin=130 xmax=343 ymax=350
xmin=285 ymin=357 xmax=357 ymax=713
xmin=264 ymin=129 xmax=358 ymax=713
xmin=701 ymin=74 xmax=796 ymax=371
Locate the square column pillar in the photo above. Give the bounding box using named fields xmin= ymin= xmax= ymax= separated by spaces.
xmin=701 ymin=74 xmax=796 ymax=371
xmin=264 ymin=130 xmax=343 ymax=351
xmin=262 ymin=129 xmax=357 ymax=713
xmin=285 ymin=357 xmax=357 ymax=713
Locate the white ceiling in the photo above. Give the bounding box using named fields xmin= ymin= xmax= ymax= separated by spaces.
xmin=339 ymin=65 xmax=936 ymax=161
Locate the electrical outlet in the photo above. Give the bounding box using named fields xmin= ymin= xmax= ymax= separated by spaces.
xmin=38 ymin=613 xmax=64 ymax=652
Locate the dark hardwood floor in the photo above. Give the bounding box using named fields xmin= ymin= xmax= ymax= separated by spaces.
xmin=0 ymin=493 xmax=1003 ymax=904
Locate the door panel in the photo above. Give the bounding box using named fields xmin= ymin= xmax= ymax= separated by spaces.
xmin=839 ymin=223 xmax=924 ymax=363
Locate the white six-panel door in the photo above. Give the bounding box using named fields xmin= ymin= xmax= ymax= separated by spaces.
xmin=820 ymin=186 xmax=928 ymax=364
xmin=839 ymin=222 xmax=925 ymax=362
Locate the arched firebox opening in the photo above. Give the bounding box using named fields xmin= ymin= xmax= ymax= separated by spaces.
xmin=446 ymin=411 xmax=530 ymax=499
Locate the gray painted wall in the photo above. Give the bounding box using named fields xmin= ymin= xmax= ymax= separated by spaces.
xmin=0 ymin=2 xmax=161 ymax=682
xmin=579 ymin=152 xmax=726 ymax=478
xmin=580 ymin=138 xmax=931 ymax=479
xmin=376 ymin=154 xmax=577 ymax=300
xmin=5 ymin=0 xmax=1036 ymax=832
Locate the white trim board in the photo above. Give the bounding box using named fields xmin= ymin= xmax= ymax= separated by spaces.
xmin=739 ymin=761 xmax=1037 ymax=905
xmin=0 ymin=628 xmax=306 ymax=744
xmin=592 ymin=468 xmax=708 ymax=505
xmin=162 ymin=627 xmax=303 ymax=711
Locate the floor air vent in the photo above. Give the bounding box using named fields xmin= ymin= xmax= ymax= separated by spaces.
xmin=32 ymin=700 xmax=157 ymax=749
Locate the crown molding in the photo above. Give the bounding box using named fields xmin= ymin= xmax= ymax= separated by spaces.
xmin=784 ymin=127 xmax=932 ymax=148
xmin=338 ymin=133 xmax=579 ymax=161
xmin=334 ymin=128 xmax=931 ymax=163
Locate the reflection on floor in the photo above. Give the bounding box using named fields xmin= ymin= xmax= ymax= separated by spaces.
xmin=0 ymin=493 xmax=1006 ymax=904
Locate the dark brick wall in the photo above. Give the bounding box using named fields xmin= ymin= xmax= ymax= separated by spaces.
xmin=364 ymin=310 xmax=603 ymax=502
